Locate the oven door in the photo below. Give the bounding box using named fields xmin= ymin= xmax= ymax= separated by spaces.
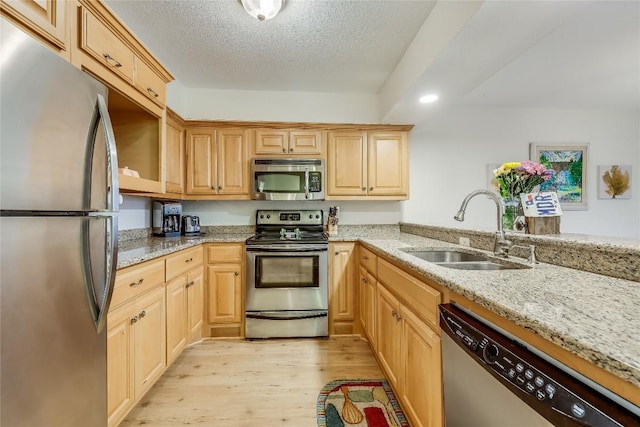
xmin=245 ymin=245 xmax=328 ymax=312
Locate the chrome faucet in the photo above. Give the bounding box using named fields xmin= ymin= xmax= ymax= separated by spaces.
xmin=454 ymin=189 xmax=512 ymax=257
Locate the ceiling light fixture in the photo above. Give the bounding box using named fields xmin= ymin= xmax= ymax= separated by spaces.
xmin=419 ymin=94 xmax=439 ymax=104
xmin=240 ymin=0 xmax=285 ymax=21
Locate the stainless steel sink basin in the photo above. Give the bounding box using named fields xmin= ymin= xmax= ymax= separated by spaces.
xmin=401 ymin=248 xmax=529 ymax=270
xmin=403 ymin=250 xmax=488 ymax=263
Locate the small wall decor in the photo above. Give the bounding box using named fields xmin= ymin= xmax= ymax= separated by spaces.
xmin=529 ymin=143 xmax=589 ymax=210
xmin=598 ymin=165 xmax=631 ymax=199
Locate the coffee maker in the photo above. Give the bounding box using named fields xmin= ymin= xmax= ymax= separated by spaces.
xmin=152 ymin=200 xmax=182 ymax=237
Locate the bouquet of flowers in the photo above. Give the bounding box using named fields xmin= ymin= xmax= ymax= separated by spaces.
xmin=493 ymin=161 xmax=554 ymax=200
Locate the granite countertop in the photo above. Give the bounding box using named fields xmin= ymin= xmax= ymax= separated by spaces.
xmin=357 ymin=233 xmax=640 ymax=391
xmin=115 ymin=225 xmax=639 ymax=391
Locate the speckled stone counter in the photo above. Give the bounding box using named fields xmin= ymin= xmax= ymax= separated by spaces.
xmin=357 ymin=232 xmax=640 ymax=391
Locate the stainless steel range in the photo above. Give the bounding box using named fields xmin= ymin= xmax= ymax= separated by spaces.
xmin=245 ymin=209 xmax=328 ymax=339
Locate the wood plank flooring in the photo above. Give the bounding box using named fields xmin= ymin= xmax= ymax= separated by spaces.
xmin=121 ymin=336 xmax=383 ymax=426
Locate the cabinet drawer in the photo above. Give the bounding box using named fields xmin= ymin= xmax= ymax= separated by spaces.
xmin=134 ymin=56 xmax=166 ymax=107
xmin=112 ymin=259 xmax=165 ymax=308
xmin=207 ymin=244 xmax=243 ymax=264
xmin=359 ymin=245 xmax=378 ymax=275
xmin=166 ymin=247 xmax=203 ymax=281
xmin=377 ymin=258 xmax=441 ymax=330
xmin=80 ymin=7 xmax=134 ymax=84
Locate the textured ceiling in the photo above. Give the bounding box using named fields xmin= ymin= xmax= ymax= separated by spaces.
xmin=105 ymin=0 xmax=437 ymax=93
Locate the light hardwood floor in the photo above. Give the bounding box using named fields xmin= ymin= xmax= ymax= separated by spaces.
xmin=121 ymin=336 xmax=384 ymax=426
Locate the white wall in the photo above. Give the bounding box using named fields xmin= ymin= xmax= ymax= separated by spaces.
xmin=402 ymin=107 xmax=640 ymax=239
xmin=171 ymin=86 xmax=380 ymax=123
xmin=118 ymin=197 xmax=401 ymax=230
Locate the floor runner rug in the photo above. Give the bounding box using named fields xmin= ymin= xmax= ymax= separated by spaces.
xmin=317 ymin=379 xmax=410 ymax=427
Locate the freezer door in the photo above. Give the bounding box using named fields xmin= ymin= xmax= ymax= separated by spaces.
xmin=0 ymin=216 xmax=109 ymax=426
xmin=0 ymin=17 xmax=108 ymax=211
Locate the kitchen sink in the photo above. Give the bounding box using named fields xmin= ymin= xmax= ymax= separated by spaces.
xmin=400 ymin=248 xmax=529 ymax=270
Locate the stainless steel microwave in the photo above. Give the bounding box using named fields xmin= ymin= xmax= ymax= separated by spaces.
xmin=251 ymin=158 xmax=325 ymax=201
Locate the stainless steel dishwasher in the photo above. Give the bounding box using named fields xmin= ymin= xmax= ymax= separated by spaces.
xmin=439 ymin=304 xmax=640 ymax=426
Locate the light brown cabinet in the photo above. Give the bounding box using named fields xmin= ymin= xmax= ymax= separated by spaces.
xmin=376 ymin=284 xmax=403 ymax=389
xmin=329 ymin=242 xmax=356 ymax=335
xmin=358 ymin=266 xmax=377 ymax=345
xmin=107 ymin=285 xmax=165 ymax=427
xmin=166 ymin=265 xmax=204 ymax=364
xmin=186 ymin=128 xmax=250 ymax=198
xmin=327 ymin=131 xmax=409 ymax=200
xmin=0 ymin=0 xmax=68 ymax=57
xmin=164 ymin=110 xmax=185 ymax=195
xmin=254 ymin=129 xmax=323 ymax=156
xmin=206 ymin=244 xmax=244 ymax=337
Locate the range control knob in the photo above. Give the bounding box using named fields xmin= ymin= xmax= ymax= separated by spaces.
xmin=259 ymin=214 xmax=264 ymax=219
xmin=316 ymin=214 xmax=320 ymax=219
xmin=484 ymin=344 xmax=500 ymax=363
xmin=266 ymin=214 xmax=271 ymax=219
xmin=309 ymin=214 xmax=313 ymax=219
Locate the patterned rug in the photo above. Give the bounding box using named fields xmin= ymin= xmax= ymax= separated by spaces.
xmin=317 ymin=379 xmax=410 ymax=427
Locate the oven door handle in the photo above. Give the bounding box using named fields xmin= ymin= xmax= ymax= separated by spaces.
xmin=246 ymin=245 xmax=328 ymax=253
xmin=304 ymin=167 xmax=310 ymax=199
xmin=247 ymin=311 xmax=327 ymax=321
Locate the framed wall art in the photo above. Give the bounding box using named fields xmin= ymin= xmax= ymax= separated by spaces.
xmin=529 ymin=143 xmax=588 ymax=210
xmin=598 ymin=165 xmax=631 ymax=199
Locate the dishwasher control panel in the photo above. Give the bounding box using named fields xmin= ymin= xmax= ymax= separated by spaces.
xmin=439 ymin=304 xmax=639 ymax=427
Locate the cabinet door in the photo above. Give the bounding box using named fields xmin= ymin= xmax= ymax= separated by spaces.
xmin=358 ymin=266 xmax=368 ymax=333
xmin=401 ymin=307 xmax=443 ymax=427
xmin=106 ymin=301 xmax=135 ymax=427
xmin=134 ymin=56 xmax=166 ymax=107
xmin=187 ymin=267 xmax=204 ymax=341
xmin=289 ymin=130 xmax=323 ymax=155
xmin=329 ymin=242 xmax=356 ymax=334
xmin=217 ymin=129 xmax=249 ymax=195
xmin=255 ymin=129 xmax=288 ymax=155
xmin=364 ymin=271 xmax=377 ymax=346
xmin=376 ymin=284 xmax=402 ymax=389
xmin=327 ymin=131 xmax=367 ymax=196
xmin=367 ymin=132 xmax=408 ymax=197
xmin=207 ymin=264 xmax=242 ymax=323
xmin=133 ymin=287 xmax=166 ymax=401
xmin=186 ymin=128 xmax=216 ymax=194
xmin=165 ymin=115 xmax=184 ymax=194
xmin=0 ymin=0 xmax=67 ymax=52
xmin=165 ymin=275 xmax=187 ymax=365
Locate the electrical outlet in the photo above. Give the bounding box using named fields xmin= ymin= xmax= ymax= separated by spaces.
xmin=459 ymin=237 xmax=470 ymax=247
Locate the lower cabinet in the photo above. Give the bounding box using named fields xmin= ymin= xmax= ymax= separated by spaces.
xmin=206 ymin=244 xmax=244 ymax=337
xmin=376 ymin=284 xmax=403 ymax=389
xmin=358 ymin=265 xmax=377 ymax=346
xmin=107 ymin=285 xmax=166 ymax=427
xmin=166 ymin=266 xmax=204 ymax=365
xmin=329 ymin=242 xmax=356 ymax=334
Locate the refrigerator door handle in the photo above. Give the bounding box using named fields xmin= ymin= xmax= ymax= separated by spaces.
xmin=82 ymin=94 xmax=119 ymax=333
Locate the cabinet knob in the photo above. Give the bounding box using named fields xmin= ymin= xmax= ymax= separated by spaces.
xmin=211 ymin=185 xmax=216 ymax=190
xmin=369 ymin=187 xmax=374 ymax=191
xmin=334 ymin=251 xmax=339 ymax=255
xmin=131 ymin=316 xmax=138 ymax=324
xmin=282 ymin=148 xmax=286 ymax=152
xmin=290 ymin=148 xmax=294 ymax=152
xmin=186 ymin=280 xmax=195 ymax=288
xmin=362 ymin=187 xmax=366 ymax=191
xmin=218 ymin=186 xmax=223 ymax=190
xmin=185 ymin=257 xmax=193 ymax=263
xmin=129 ymin=278 xmax=144 ymax=287
xmin=139 ymin=310 xmax=146 ymax=318
xmin=362 ymin=277 xmax=368 ymax=283
xmin=234 ymin=271 xmax=239 ymax=276
xmin=362 ymin=256 xmax=368 ymax=260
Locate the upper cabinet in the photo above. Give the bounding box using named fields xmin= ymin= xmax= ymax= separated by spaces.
xmin=165 ymin=109 xmax=185 ymax=195
xmin=254 ymin=129 xmax=324 ymax=157
xmin=185 ymin=127 xmax=251 ymax=199
xmin=0 ymin=0 xmax=69 ymax=58
xmin=327 ymin=130 xmax=409 ymax=200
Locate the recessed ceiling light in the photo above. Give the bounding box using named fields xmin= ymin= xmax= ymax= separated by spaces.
xmin=419 ymin=94 xmax=439 ymax=104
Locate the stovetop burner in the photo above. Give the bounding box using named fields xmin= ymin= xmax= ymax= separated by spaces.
xmin=247 ymin=209 xmax=327 ymax=245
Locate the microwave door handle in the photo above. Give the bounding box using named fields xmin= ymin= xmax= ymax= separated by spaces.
xmin=304 ymin=168 xmax=310 ymax=199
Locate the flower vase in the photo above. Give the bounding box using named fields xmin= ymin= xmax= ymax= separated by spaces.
xmin=502 ymin=198 xmax=525 ymax=232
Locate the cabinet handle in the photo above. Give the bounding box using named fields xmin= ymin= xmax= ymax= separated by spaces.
xmin=362 ymin=187 xmax=366 ymax=191
xmin=361 ymin=277 xmax=368 ymax=283
xmin=139 ymin=310 xmax=146 ymax=318
xmin=234 ymin=271 xmax=239 ymax=276
xmin=334 ymin=251 xmax=339 ymax=255
xmin=369 ymin=187 xmax=374 ymax=191
xmin=211 ymin=185 xmax=216 ymax=190
xmin=185 ymin=257 xmax=193 ymax=263
xmin=129 ymin=278 xmax=144 ymax=287
xmin=282 ymin=148 xmax=286 ymax=152
xmin=362 ymin=256 xmax=368 ymax=260
xmin=146 ymin=87 xmax=159 ymax=98
xmin=103 ymin=53 xmax=122 ymax=68
xmin=131 ymin=316 xmax=138 ymax=324
xmin=218 ymin=185 xmax=223 ymax=190
xmin=186 ymin=280 xmax=195 ymax=288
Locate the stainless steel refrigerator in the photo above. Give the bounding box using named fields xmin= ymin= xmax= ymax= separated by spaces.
xmin=0 ymin=17 xmax=118 ymax=427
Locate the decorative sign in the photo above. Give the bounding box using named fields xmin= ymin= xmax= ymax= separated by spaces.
xmin=520 ymin=192 xmax=563 ymax=217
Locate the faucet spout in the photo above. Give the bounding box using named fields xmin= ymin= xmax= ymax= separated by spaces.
xmin=453 ymin=189 xmax=511 ymax=257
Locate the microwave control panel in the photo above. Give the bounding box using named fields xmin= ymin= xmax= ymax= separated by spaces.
xmin=308 ymin=172 xmax=322 ymax=192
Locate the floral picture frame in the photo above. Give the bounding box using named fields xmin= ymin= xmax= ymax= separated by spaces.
xmin=529 ymin=143 xmax=589 ymax=210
